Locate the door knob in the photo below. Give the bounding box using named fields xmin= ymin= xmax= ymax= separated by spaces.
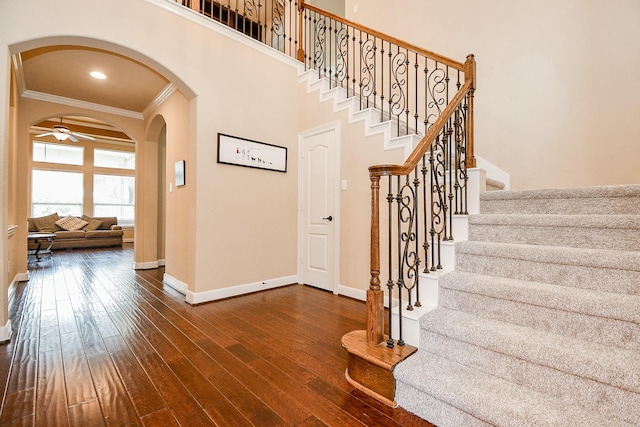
xmin=322 ymin=215 xmax=333 ymax=221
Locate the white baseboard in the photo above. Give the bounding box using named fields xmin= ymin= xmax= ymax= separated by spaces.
xmin=0 ymin=320 xmax=12 ymax=343
xmin=185 ymin=275 xmax=297 ymax=305
xmin=163 ymin=273 xmax=188 ymax=295
xmin=337 ymin=284 xmax=397 ymax=308
xmin=158 ymin=259 xmax=166 ymax=267
xmin=476 ymin=155 xmax=511 ymax=190
xmin=337 ymin=284 xmax=366 ymax=302
xmin=134 ymin=260 xmax=160 ymax=270
xmin=14 ymin=272 xmax=29 ymax=283
xmin=123 ymin=238 xmax=134 ymax=243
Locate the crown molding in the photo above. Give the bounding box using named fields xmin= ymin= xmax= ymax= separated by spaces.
xmin=142 ymin=83 xmax=177 ymax=118
xmin=21 ymin=90 xmax=144 ymax=120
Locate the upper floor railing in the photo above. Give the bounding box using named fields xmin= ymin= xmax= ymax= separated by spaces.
xmin=173 ymin=0 xmax=476 ymax=348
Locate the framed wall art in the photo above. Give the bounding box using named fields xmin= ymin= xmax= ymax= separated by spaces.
xmin=217 ymin=133 xmax=287 ymax=173
xmin=175 ymin=160 xmax=186 ymax=186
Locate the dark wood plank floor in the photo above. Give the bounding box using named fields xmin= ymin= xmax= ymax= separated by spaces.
xmin=0 ymin=245 xmax=433 ymax=426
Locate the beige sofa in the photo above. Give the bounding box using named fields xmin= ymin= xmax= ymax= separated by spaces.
xmin=28 ymin=213 xmax=124 ymax=250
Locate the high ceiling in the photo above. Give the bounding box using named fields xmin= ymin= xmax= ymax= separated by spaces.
xmin=17 ymin=45 xmax=172 ymax=142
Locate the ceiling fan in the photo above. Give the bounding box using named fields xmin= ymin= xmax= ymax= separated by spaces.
xmin=35 ymin=117 xmax=96 ymax=142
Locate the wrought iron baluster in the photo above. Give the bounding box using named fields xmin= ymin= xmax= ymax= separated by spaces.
xmin=404 ymin=50 xmax=410 ymax=136
xmin=313 ymin=13 xmax=326 ymax=78
xmin=414 ymin=53 xmax=419 ymax=135
xmin=423 ymin=60 xmax=429 ymax=135
xmin=358 ymin=31 xmax=363 ymax=109
xmin=327 ymin=18 xmax=332 ymax=86
xmin=446 ymin=117 xmax=453 ymax=240
xmin=386 ymin=176 xmax=394 ymax=349
xmin=360 ymin=35 xmax=375 ymax=109
xmin=395 ymin=175 xmax=404 ymax=347
xmin=380 ymin=41 xmax=385 ymax=122
xmin=290 ymin=0 xmax=295 ymax=55
xmin=431 ymin=132 xmax=445 ymax=270
xmin=421 ymin=155 xmax=430 ymax=273
xmin=389 ymin=46 xmax=407 ymax=136
xmin=372 ymin=37 xmax=377 ymax=111
xmin=334 ymin=22 xmax=348 ymax=89
xmin=271 ymin=0 xmax=286 ymax=53
xmin=351 ymin=31 xmax=356 ymax=98
xmin=412 ymin=167 xmax=421 ymax=307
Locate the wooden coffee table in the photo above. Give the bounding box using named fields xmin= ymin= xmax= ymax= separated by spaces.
xmin=27 ymin=232 xmax=56 ymax=261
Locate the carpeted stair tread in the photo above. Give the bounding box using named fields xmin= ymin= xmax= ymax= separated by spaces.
xmin=469 ymin=213 xmax=640 ymax=229
xmin=467 ymin=214 xmax=640 ymax=250
xmin=479 ymin=184 xmax=640 ymax=215
xmin=417 ymin=327 xmax=640 ymax=425
xmin=455 ymin=241 xmax=640 ymax=295
xmin=440 ymin=271 xmax=640 ymax=324
xmin=419 ymin=308 xmax=640 ymax=393
xmin=438 ymin=271 xmax=640 ymax=352
xmin=457 ymin=241 xmax=640 ymax=271
xmin=480 ymin=184 xmax=640 ymax=201
xmin=394 ymin=350 xmax=633 ymax=427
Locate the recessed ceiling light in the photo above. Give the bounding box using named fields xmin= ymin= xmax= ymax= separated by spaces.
xmin=90 ymin=71 xmax=107 ymax=80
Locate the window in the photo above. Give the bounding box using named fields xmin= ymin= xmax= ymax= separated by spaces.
xmin=94 ymin=148 xmax=135 ymax=170
xmin=32 ymin=170 xmax=83 ymax=217
xmin=33 ymin=142 xmax=84 ymax=165
xmin=93 ymin=174 xmax=135 ymax=225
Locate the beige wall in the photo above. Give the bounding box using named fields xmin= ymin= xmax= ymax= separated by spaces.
xmin=309 ymin=0 xmax=345 ymax=17
xmin=0 ymin=0 xmax=302 ymax=299
xmin=145 ymin=91 xmax=195 ymax=287
xmin=345 ymin=0 xmax=640 ymax=190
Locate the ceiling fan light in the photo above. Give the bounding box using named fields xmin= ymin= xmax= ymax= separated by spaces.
xmin=53 ymin=131 xmax=69 ymax=141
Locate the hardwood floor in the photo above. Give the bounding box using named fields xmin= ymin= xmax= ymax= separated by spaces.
xmin=0 ymin=245 xmax=433 ymax=426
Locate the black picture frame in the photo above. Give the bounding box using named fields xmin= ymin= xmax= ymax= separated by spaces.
xmin=217 ymin=133 xmax=287 ymax=173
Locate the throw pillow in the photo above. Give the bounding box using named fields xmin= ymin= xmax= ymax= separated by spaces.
xmin=82 ymin=215 xmax=103 ymax=231
xmin=33 ymin=213 xmax=60 ymax=232
xmin=55 ymin=215 xmax=89 ymax=232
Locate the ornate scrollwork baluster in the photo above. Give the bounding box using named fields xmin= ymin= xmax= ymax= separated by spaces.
xmin=389 ymin=47 xmax=408 ymax=136
xmin=270 ymin=0 xmax=286 ymax=52
xmin=360 ymin=36 xmax=376 ymax=109
xmin=334 ymin=23 xmax=349 ymax=89
xmin=426 ymin=63 xmax=446 ymax=131
xmin=430 ymin=131 xmax=447 ymax=270
xmin=313 ymin=14 xmax=326 ymax=78
xmin=455 ymin=101 xmax=469 ymax=215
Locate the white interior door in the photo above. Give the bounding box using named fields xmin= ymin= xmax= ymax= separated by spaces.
xmin=300 ymin=125 xmax=338 ymax=292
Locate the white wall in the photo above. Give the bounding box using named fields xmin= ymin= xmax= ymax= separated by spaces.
xmin=346 ymin=0 xmax=640 ymax=190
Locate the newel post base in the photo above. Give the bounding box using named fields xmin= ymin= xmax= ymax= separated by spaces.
xmin=341 ymin=330 xmax=417 ymax=407
xmin=366 ymin=289 xmax=384 ymax=345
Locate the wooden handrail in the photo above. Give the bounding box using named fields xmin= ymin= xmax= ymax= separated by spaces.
xmin=300 ymin=3 xmax=465 ymax=71
xmin=369 ymin=77 xmax=474 ymax=178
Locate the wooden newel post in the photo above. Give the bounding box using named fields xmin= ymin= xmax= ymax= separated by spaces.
xmin=464 ymin=54 xmax=477 ymax=169
xmin=367 ymin=175 xmax=385 ymax=345
xmin=297 ymin=0 xmax=305 ymax=62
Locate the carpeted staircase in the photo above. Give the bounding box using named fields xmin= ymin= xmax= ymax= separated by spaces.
xmin=394 ymin=184 xmax=640 ymax=426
